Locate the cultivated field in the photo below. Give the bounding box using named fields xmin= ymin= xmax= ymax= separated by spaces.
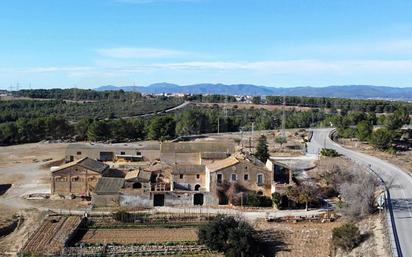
xmin=80 ymin=227 xmax=198 ymax=244
xmin=195 ymin=102 xmax=312 ymax=112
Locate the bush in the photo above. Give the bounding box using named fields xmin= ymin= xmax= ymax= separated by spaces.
xmin=320 ymin=148 xmax=340 ymax=157
xmin=246 ymin=191 xmax=273 ymax=207
xmin=198 ymin=215 xmax=261 ymax=257
xmin=332 ymin=223 xmax=361 ymax=252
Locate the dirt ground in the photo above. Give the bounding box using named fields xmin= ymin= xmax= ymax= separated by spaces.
xmin=255 ymin=220 xmax=342 ymax=257
xmin=0 ymin=143 xmax=67 ymax=213
xmin=255 ymin=214 xmax=390 ymax=257
xmin=80 ymin=227 xmax=198 ymax=244
xmin=334 ymin=215 xmax=391 ymax=257
xmin=0 ymin=209 xmax=45 ymax=256
xmin=338 ymin=139 xmax=412 ymax=173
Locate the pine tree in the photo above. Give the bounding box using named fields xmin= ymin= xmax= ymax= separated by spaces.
xmin=255 ymin=135 xmax=269 ymax=163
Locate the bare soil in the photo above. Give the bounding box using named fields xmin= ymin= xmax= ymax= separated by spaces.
xmin=80 ymin=227 xmax=198 ymax=244
xmin=256 ymin=220 xmax=343 ymax=257
xmin=334 ymin=215 xmax=391 ymax=257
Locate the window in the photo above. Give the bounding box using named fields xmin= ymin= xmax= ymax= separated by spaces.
xmin=244 ymin=174 xmax=249 ymax=181
xmin=231 ymin=173 xmax=237 ymax=181
xmin=120 ymin=151 xmax=126 ymax=155
xmin=257 ymin=174 xmax=264 ymax=186
xmin=196 ymin=174 xmax=200 ymax=179
xmin=180 ymin=174 xmax=184 ymax=179
xmin=136 ymin=151 xmax=141 ymax=155
xmin=76 ymin=151 xmax=82 ymax=155
xmin=217 ymin=173 xmax=223 ymax=183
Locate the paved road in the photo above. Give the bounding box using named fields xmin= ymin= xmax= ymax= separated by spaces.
xmin=309 ymin=128 xmax=411 ymax=257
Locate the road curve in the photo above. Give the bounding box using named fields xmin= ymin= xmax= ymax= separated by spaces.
xmin=308 ymin=128 xmax=411 ymax=257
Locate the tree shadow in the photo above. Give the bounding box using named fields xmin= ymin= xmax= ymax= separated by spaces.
xmin=258 ymin=230 xmax=289 ymax=256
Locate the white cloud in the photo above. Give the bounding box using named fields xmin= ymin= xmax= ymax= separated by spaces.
xmin=286 ymin=39 xmax=412 ymax=56
xmin=96 ymin=47 xmax=191 ymax=59
xmin=4 ymin=59 xmax=412 ymax=79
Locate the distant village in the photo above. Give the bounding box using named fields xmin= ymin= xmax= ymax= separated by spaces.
xmin=50 ymin=132 xmax=311 ymax=208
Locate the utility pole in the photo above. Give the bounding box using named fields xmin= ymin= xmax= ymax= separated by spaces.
xmin=224 ymin=95 xmax=228 ymax=119
xmin=251 ymin=122 xmax=255 ymax=154
xmin=217 ymin=117 xmax=220 ymax=134
xmin=282 ymin=95 xmax=286 ymax=139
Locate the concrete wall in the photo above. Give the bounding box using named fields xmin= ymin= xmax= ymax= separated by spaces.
xmin=92 ymin=194 xmax=120 ymax=207
xmin=161 ymin=153 xmax=201 ymax=165
xmin=118 ymin=191 xmax=216 ymax=207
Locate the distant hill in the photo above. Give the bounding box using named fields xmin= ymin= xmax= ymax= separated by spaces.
xmin=96 ymin=83 xmax=412 ymax=101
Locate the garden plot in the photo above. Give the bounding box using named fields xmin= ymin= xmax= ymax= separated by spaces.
xmin=80 ymin=227 xmax=198 ymax=244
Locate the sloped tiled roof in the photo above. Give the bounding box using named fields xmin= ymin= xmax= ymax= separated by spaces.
xmin=206 ymin=156 xmax=240 ymax=173
xmin=95 ymin=177 xmax=124 ymax=194
xmin=125 ymin=170 xmax=140 ymax=181
xmin=52 ymin=157 xmax=109 ymax=174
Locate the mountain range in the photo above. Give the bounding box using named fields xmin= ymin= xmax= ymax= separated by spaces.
xmin=96 ymin=83 xmax=412 ymax=101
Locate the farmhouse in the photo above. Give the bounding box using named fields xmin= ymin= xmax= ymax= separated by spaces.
xmin=65 ymin=143 xmax=160 ymax=163
xmin=51 ymin=157 xmax=109 ymax=196
xmin=205 ymin=154 xmax=272 ymax=204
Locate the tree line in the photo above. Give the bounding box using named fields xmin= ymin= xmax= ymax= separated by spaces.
xmin=0 ymin=107 xmax=325 ymax=145
xmin=12 ymin=88 xmax=142 ymax=101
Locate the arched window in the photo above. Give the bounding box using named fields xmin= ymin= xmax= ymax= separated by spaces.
xmin=194 ymin=184 xmax=201 ymax=191
xmin=133 ymin=182 xmax=142 ymax=189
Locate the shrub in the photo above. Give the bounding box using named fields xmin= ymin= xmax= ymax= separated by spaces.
xmin=198 ymin=215 xmax=261 ymax=257
xmin=332 ymin=223 xmax=361 ymax=252
xmin=246 ymin=191 xmax=272 ymax=207
xmin=320 ymin=148 xmax=340 ymax=157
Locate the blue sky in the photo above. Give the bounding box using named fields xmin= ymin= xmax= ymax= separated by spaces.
xmin=1 ymin=0 xmax=412 ymax=89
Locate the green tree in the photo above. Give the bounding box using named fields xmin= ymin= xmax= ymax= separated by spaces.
xmin=255 ymin=135 xmax=269 ymax=163
xmin=356 ymin=120 xmax=372 ymax=141
xmin=175 ymin=109 xmax=209 ymax=136
xmin=252 ymin=96 xmax=261 ymax=104
xmin=75 ymin=118 xmax=92 ymax=141
xmin=286 ymin=183 xmax=319 ymax=211
xmin=272 ymin=192 xmax=283 ymax=209
xmin=198 ymin=215 xmax=261 ymax=257
xmin=275 ymin=136 xmax=287 ymax=147
xmin=147 ymin=116 xmax=176 ymax=140
xmin=87 ymin=120 xmax=111 ymax=141
xmin=369 ymin=128 xmax=393 ymax=150
xmin=332 ymin=223 xmax=361 ymax=252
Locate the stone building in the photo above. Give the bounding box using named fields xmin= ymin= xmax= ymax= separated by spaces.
xmin=205 ymin=154 xmax=272 ymax=204
xmin=51 ymin=157 xmax=109 ymax=196
xmin=65 ymin=143 xmax=160 ymax=163
xmin=171 ymin=165 xmax=206 ymax=191
xmin=92 ymin=177 xmax=125 ymax=207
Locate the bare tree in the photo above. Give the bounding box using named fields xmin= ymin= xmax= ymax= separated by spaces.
xmin=339 ymin=172 xmax=378 ymax=219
